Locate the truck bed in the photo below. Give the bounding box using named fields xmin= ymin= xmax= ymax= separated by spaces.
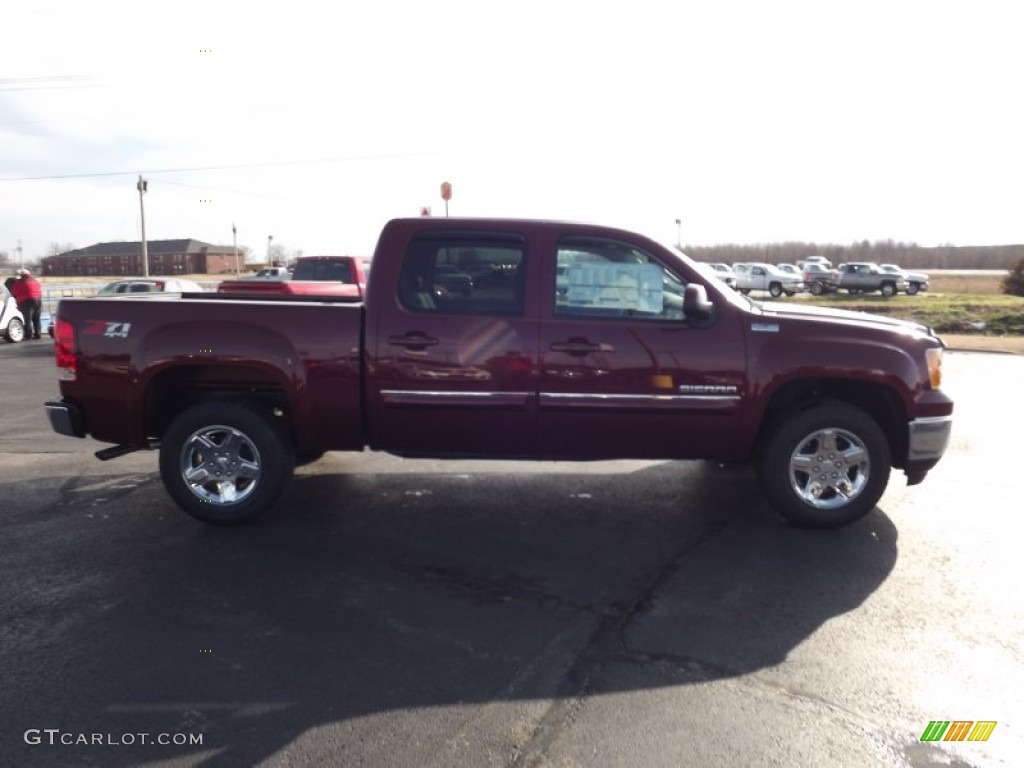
xmin=53 ymin=294 xmax=366 ymax=456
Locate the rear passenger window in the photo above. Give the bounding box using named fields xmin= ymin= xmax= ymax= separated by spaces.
xmin=398 ymin=236 xmax=525 ymax=315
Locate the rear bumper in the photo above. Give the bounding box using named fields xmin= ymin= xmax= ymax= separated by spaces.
xmin=45 ymin=400 xmax=86 ymax=438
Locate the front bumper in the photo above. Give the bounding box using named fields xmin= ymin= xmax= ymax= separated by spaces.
xmin=908 ymin=415 xmax=953 ymax=462
xmin=904 ymin=415 xmax=953 ymax=483
xmin=45 ymin=400 xmax=86 ymax=438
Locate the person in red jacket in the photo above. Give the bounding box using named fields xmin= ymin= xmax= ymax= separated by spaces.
xmin=14 ymin=269 xmax=43 ymax=339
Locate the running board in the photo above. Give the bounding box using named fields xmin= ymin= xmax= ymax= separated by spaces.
xmin=94 ymin=444 xmax=143 ymax=461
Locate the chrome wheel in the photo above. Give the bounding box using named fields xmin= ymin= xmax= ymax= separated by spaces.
xmin=179 ymin=424 xmax=261 ymax=505
xmin=788 ymin=427 xmax=869 ymax=509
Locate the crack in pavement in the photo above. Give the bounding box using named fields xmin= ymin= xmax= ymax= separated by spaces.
xmin=507 ymin=520 xmax=732 ymax=768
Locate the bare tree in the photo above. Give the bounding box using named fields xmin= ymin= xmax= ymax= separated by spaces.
xmin=47 ymin=242 xmax=76 ymax=257
xmin=268 ymin=244 xmax=288 ymax=265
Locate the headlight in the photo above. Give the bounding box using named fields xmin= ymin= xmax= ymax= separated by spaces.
xmin=925 ymin=347 xmax=943 ymax=389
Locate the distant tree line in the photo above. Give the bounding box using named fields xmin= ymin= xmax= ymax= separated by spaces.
xmin=683 ymin=240 xmax=1024 ymax=269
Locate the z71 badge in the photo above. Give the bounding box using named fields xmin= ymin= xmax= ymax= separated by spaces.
xmin=83 ymin=321 xmax=132 ymax=339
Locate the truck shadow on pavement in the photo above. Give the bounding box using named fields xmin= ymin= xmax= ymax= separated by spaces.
xmin=1 ymin=460 xmax=898 ymax=767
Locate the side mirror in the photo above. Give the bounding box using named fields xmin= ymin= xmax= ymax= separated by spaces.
xmin=684 ymin=283 xmax=714 ymax=321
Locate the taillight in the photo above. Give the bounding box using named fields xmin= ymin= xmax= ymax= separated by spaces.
xmin=54 ymin=318 xmax=77 ymax=379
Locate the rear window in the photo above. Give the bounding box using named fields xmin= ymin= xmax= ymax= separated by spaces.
xmin=292 ymin=260 xmax=353 ymax=282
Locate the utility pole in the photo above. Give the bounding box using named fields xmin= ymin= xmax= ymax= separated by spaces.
xmin=267 ymin=235 xmax=273 ymax=265
xmin=233 ymin=223 xmax=239 ymax=276
xmin=675 ymin=218 xmax=682 ymax=250
xmin=137 ymin=175 xmax=149 ymax=277
xmin=15 ymin=239 xmax=23 ymax=270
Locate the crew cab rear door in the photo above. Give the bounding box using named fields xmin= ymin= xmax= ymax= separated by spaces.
xmin=369 ymin=229 xmax=539 ymax=457
xmin=537 ymin=234 xmax=746 ymax=460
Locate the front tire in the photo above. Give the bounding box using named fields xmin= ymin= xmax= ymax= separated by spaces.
xmin=159 ymin=402 xmax=294 ymax=524
xmin=881 ymin=282 xmax=897 ymax=297
xmin=4 ymin=317 xmax=24 ymax=343
xmin=769 ymin=282 xmax=783 ymax=298
xmin=758 ymin=401 xmax=891 ymax=528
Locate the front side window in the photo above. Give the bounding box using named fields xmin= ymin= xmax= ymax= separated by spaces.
xmin=398 ymin=236 xmax=525 ymax=315
xmin=554 ymin=237 xmax=686 ymax=321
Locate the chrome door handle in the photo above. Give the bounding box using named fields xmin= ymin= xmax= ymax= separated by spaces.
xmin=550 ymin=339 xmax=601 ymax=356
xmin=388 ymin=333 xmax=439 ymax=349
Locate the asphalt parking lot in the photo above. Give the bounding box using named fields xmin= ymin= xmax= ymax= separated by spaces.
xmin=0 ymin=340 xmax=1021 ymax=767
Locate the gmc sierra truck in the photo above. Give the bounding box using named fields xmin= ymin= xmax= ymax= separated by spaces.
xmin=45 ymin=217 xmax=953 ymax=528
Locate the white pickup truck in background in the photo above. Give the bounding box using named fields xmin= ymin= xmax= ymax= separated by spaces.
xmin=244 ymin=266 xmax=291 ymax=280
xmin=733 ymin=262 xmax=805 ymax=296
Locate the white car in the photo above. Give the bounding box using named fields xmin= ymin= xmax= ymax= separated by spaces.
xmin=241 ymin=267 xmax=291 ymax=280
xmin=797 ymin=256 xmax=833 ymax=270
xmin=702 ymin=262 xmax=738 ymax=290
xmin=735 ymin=262 xmax=805 ymax=297
xmin=1 ymin=286 xmax=26 ymax=343
xmin=96 ymin=278 xmax=205 ymax=295
xmin=46 ymin=278 xmax=205 ymax=338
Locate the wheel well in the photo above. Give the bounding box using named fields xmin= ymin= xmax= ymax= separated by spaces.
xmin=144 ymin=365 xmax=294 ymax=444
xmin=757 ymin=378 xmax=908 ymax=468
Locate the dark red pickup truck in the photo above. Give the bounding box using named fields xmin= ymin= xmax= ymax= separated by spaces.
xmin=45 ymin=217 xmax=953 ymax=528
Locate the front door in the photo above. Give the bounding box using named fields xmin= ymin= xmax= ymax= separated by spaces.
xmin=538 ymin=235 xmax=746 ymax=460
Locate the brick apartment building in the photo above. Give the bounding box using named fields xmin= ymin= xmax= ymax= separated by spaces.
xmin=41 ymin=239 xmax=241 ymax=277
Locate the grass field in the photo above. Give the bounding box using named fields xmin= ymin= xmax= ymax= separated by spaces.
xmin=737 ymin=272 xmax=1024 ymax=346
xmin=927 ymin=273 xmax=1005 ymax=294
xmin=797 ymin=292 xmax=1024 ymax=334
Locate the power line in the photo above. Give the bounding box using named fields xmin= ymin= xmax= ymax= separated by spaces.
xmin=0 ymin=75 xmax=98 ymax=92
xmin=0 ymin=151 xmax=446 ymax=182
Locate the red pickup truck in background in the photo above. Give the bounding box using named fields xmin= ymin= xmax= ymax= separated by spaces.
xmin=45 ymin=217 xmax=953 ymax=528
xmin=216 ymin=255 xmax=368 ymax=298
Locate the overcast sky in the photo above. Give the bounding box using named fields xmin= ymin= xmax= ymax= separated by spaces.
xmin=2 ymin=0 xmax=1021 ymax=262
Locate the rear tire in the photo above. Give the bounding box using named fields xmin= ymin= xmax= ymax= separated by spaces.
xmin=4 ymin=317 xmax=24 ymax=343
xmin=809 ymin=282 xmax=824 ymax=296
xmin=769 ymin=282 xmax=783 ymax=298
xmin=159 ymin=402 xmax=294 ymax=524
xmin=758 ymin=401 xmax=891 ymax=528
xmin=906 ymin=282 xmax=920 ymax=295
